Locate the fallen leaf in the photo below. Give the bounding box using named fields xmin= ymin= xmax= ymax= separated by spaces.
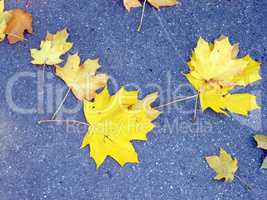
xmin=81 ymin=87 xmax=160 ymax=168
xmin=206 ymin=148 xmax=238 ymax=182
xmin=30 ymin=29 xmax=73 ymax=65
xmin=0 ymin=0 xmax=12 ymax=41
xmin=254 ymin=134 xmax=267 ymax=150
xmin=5 ymin=9 xmax=32 ymax=44
xmin=123 ymin=0 xmax=177 ymax=11
xmin=146 ymin=0 xmax=177 ymax=10
xmin=55 ymin=53 xmax=108 ymax=101
xmin=254 ymin=134 xmax=267 ymax=169
xmin=186 ymin=36 xmax=261 ymax=116
xmin=45 ymin=28 xmax=73 ymax=55
xmin=123 ymin=0 xmax=141 ymax=11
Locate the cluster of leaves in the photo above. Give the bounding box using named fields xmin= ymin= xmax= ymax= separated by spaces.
xmin=30 ymin=29 xmax=160 ymax=167
xmin=3 ymin=0 xmax=266 ymax=187
xmin=30 ymin=29 xmax=109 ymax=101
xmin=186 ymin=36 xmax=261 ymax=116
xmin=186 ymin=36 xmax=264 ymax=184
xmin=0 ymin=0 xmax=32 ymax=44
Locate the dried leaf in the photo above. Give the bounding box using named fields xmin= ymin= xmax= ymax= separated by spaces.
xmin=206 ymin=148 xmax=238 ymax=182
xmin=147 ymin=0 xmax=177 ymax=10
xmin=30 ymin=29 xmax=73 ymax=65
xmin=81 ymin=87 xmax=160 ymax=168
xmin=5 ymin=9 xmax=32 ymax=44
xmin=123 ymin=0 xmax=141 ymax=11
xmin=186 ymin=36 xmax=261 ymax=116
xmin=123 ymin=0 xmax=177 ymax=11
xmin=55 ymin=53 xmax=108 ymax=101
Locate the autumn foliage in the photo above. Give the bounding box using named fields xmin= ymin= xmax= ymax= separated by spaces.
xmin=2 ymin=0 xmax=266 ymax=185
xmin=0 ymin=0 xmax=32 ymax=44
xmin=81 ymin=87 xmax=160 ymax=167
xmin=186 ymin=36 xmax=261 ymax=116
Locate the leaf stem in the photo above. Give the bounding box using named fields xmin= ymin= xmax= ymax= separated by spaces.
xmin=137 ymin=0 xmax=147 ymax=32
xmin=234 ymin=175 xmax=252 ymax=191
xmin=192 ymin=93 xmax=199 ymax=122
xmin=51 ymin=87 xmax=71 ymax=120
xmin=38 ymin=119 xmax=89 ymax=127
xmin=155 ymin=94 xmax=198 ymax=109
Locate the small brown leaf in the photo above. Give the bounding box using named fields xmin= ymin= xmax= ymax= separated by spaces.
xmin=124 ymin=0 xmax=141 ymax=11
xmin=5 ymin=9 xmax=32 ymax=44
xmin=147 ymin=0 xmax=177 ymax=10
xmin=123 ymin=0 xmax=177 ymax=11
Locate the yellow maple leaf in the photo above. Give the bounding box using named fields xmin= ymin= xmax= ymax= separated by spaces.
xmin=44 ymin=28 xmax=73 ymax=55
xmin=254 ymin=134 xmax=267 ymax=150
xmin=55 ymin=53 xmax=108 ymax=101
xmin=0 ymin=0 xmax=12 ymax=41
xmin=30 ymin=29 xmax=73 ymax=65
xmin=123 ymin=0 xmax=177 ymax=11
xmin=81 ymin=87 xmax=160 ymax=168
xmin=206 ymin=148 xmax=238 ymax=182
xmin=186 ymin=36 xmax=261 ymax=116
xmin=254 ymin=134 xmax=267 ymax=169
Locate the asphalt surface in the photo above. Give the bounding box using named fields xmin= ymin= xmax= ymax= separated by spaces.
xmin=0 ymin=0 xmax=266 ymax=199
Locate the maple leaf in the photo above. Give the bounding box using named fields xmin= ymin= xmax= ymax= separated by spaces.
xmin=254 ymin=134 xmax=267 ymax=169
xmin=44 ymin=28 xmax=73 ymax=55
xmin=81 ymin=87 xmax=160 ymax=168
xmin=186 ymin=36 xmax=261 ymax=116
xmin=30 ymin=29 xmax=73 ymax=65
xmin=5 ymin=9 xmax=32 ymax=44
xmin=206 ymin=148 xmax=238 ymax=182
xmin=55 ymin=53 xmax=109 ymax=101
xmin=0 ymin=0 xmax=12 ymax=41
xmin=123 ymin=0 xmax=177 ymax=11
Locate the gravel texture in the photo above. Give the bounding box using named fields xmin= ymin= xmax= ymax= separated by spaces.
xmin=0 ymin=0 xmax=266 ymax=199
